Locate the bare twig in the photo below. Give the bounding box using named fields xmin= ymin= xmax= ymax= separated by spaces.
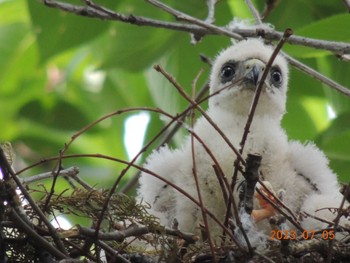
xmin=78 ymin=223 xmax=198 ymax=244
xmin=245 ymin=0 xmax=263 ymax=25
xmin=0 ymin=146 xmax=68 ymax=257
xmin=239 ymin=29 xmax=292 ymax=157
xmin=146 ymin=0 xmax=243 ymax=40
xmin=41 ymin=0 xmax=350 ymax=55
xmin=120 ymin=82 xmax=210 ymax=193
xmin=154 ymin=64 xmax=245 ymax=165
xmin=190 ymin=72 xmax=216 ymax=261
xmin=326 ymin=182 xmax=350 ymax=263
xmin=261 ymin=0 xmax=281 ymax=19
xmin=224 ymin=28 xmax=293 ymax=235
xmin=284 ymin=53 xmax=350 ymax=97
xmin=205 ymin=0 xmax=217 ymax=24
xmin=22 ymin=166 xmax=80 ymax=184
xmin=43 ymin=0 xmax=350 ymax=97
xmin=9 ymin=209 xmax=68 ymax=259
xmin=343 ymin=0 xmax=350 ymax=12
xmin=25 ymin=152 xmax=240 ymax=245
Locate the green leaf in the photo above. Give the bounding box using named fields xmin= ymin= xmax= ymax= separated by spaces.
xmin=316 ymin=56 xmax=350 ymax=115
xmin=283 ymin=95 xmax=319 ymax=142
xmin=0 ymin=23 xmax=30 ymax=82
xmin=27 ymin=0 xmax=109 ymax=63
xmin=285 ymin=14 xmax=350 ymax=58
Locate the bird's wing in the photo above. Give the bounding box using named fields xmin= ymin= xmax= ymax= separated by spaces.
xmin=288 ymin=141 xmax=348 ymax=229
xmin=138 ymin=145 xmax=183 ymax=225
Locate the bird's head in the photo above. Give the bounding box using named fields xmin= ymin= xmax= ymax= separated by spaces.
xmin=209 ymin=39 xmax=289 ymax=120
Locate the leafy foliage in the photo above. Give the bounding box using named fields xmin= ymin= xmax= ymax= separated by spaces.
xmin=1 ymin=0 xmax=349 ymax=190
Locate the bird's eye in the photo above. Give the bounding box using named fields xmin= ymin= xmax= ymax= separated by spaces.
xmin=220 ymin=64 xmax=236 ymax=83
xmin=270 ymin=68 xmax=282 ymax=87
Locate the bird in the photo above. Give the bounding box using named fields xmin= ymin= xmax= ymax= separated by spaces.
xmin=137 ymin=38 xmax=348 ymax=242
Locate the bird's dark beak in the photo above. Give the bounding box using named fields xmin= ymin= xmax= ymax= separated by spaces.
xmin=244 ymin=59 xmax=265 ymax=86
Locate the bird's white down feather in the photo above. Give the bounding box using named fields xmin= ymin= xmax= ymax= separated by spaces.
xmin=137 ymin=38 xmax=348 ymax=244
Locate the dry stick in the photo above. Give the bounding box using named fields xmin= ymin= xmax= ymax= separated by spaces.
xmin=17 ymin=107 xmax=181 ymax=175
xmin=43 ymin=151 xmax=64 ymax=213
xmin=191 ymin=0 xmax=217 ymax=43
xmin=44 ymin=1 xmax=350 ymax=98
xmin=90 ymin=105 xmax=242 ymax=245
xmin=189 ymin=73 xmax=216 ymax=262
xmin=121 ymin=77 xmax=244 ymax=194
xmin=22 ymin=166 xmax=79 ymax=184
xmin=154 ymin=65 xmax=245 ymax=165
xmin=146 ymin=0 xmax=243 ymax=41
xmin=206 ymin=0 xmax=216 ymax=24
xmin=343 ymin=0 xmax=350 ymax=12
xmin=284 ymin=53 xmax=350 ymax=98
xmin=28 ymin=153 xmax=240 ymax=247
xmin=93 ymin=112 xmax=189 ymax=240
xmin=153 ymin=65 xmax=251 ymax=250
xmin=189 ymin=132 xmax=242 ymax=245
xmin=8 ymin=209 xmax=69 ymax=260
xmin=120 ymin=82 xmax=209 ymax=194
xmin=245 ymin=0 xmax=263 ymax=25
xmin=0 ymin=147 xmax=69 ymax=257
xmin=78 ymin=224 xmax=197 ymax=244
xmin=223 ymin=28 xmax=293 ymax=242
xmin=326 ymin=182 xmax=350 ymax=263
xmin=261 ymin=0 xmax=281 ymax=19
xmin=46 ymin=0 xmax=350 ymax=61
xmin=43 ymin=0 xmax=350 ymax=60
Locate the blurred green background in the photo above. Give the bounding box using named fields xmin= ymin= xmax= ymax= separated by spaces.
xmin=1 ymin=0 xmax=350 ymax=197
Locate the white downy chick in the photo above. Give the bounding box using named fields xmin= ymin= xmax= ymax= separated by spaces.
xmin=137 ymin=38 xmax=348 ymax=241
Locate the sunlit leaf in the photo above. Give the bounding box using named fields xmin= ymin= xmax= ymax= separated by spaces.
xmin=27 ymin=0 xmax=109 ymax=63
xmin=284 ymin=14 xmax=350 ymax=58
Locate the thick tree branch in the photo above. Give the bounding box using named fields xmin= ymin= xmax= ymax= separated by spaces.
xmin=42 ymin=0 xmax=350 ymax=98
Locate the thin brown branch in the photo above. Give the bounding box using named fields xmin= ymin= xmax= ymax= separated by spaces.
xmin=154 ymin=64 xmax=245 ymax=165
xmin=25 ymin=152 xmax=240 ymax=246
xmin=43 ymin=0 xmax=350 ymax=98
xmin=9 ymin=209 xmax=68 ymax=260
xmin=42 ymin=0 xmax=350 ymax=56
xmin=245 ymin=0 xmax=263 ymax=24
xmin=326 ymin=182 xmax=350 ymax=263
xmin=43 ymin=0 xmax=205 ymax=35
xmin=22 ymin=166 xmax=79 ymax=184
xmin=205 ymin=0 xmax=217 ymax=24
xmin=78 ymin=223 xmax=198 ymax=244
xmin=261 ymin=0 xmax=281 ymax=19
xmin=239 ymin=28 xmax=293 ymax=158
xmin=191 ymin=139 xmax=214 ymax=257
xmin=146 ymin=0 xmax=243 ymax=40
xmin=343 ymin=0 xmax=350 ymax=12
xmin=284 ymin=53 xmax=350 ymax=97
xmin=120 ymin=82 xmax=210 ymax=194
xmin=224 ymin=28 xmax=293 ymax=234
xmin=190 ymin=72 xmax=217 ymax=261
xmin=0 ymin=146 xmax=68 ymax=256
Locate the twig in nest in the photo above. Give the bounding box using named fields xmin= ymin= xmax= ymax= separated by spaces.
xmin=77 ymin=224 xmax=198 ymax=244
xmin=239 ymin=154 xmax=262 ymax=215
